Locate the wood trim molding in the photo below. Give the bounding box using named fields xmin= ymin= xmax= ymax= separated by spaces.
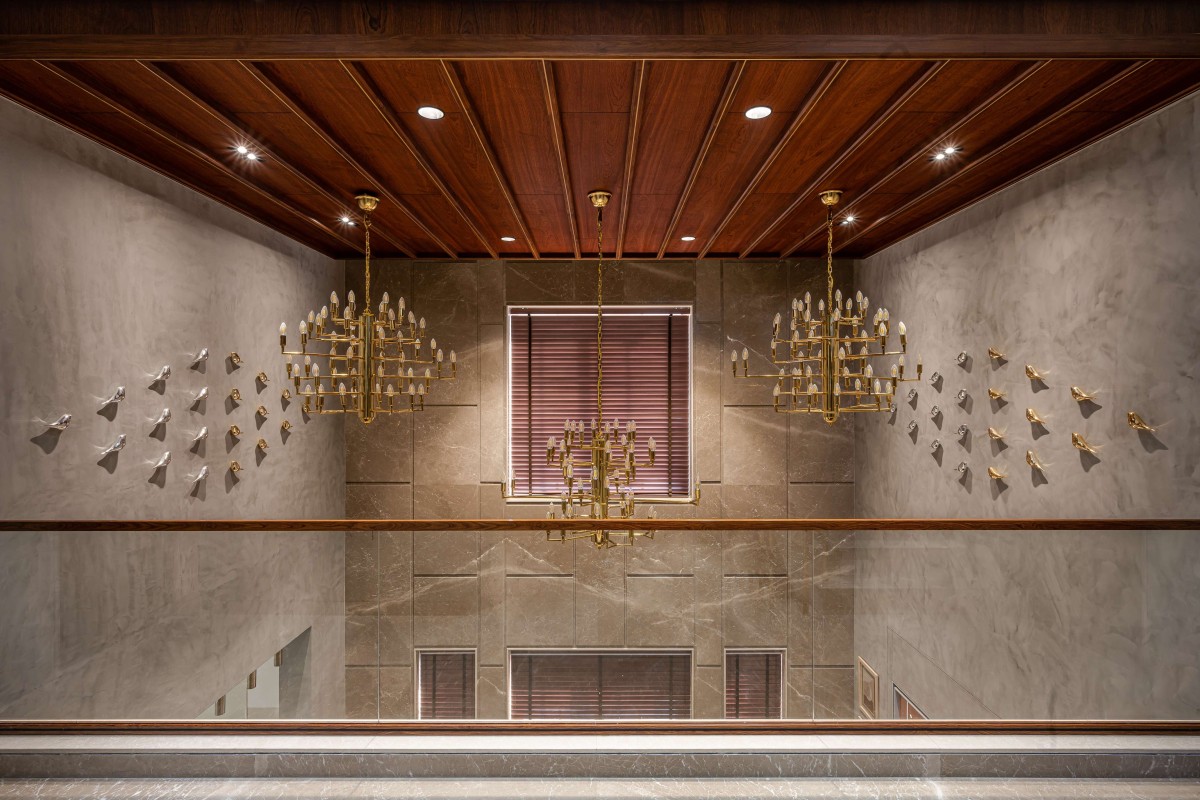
xmin=2 ymin=719 xmax=1198 ymax=735
xmin=615 ymin=60 xmax=646 ymax=260
xmin=1 ymin=519 xmax=1196 ymax=532
xmin=539 ymin=60 xmax=581 ymax=259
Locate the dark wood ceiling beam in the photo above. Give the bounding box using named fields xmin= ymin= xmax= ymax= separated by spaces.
xmin=4 ymin=34 xmax=1196 ymax=61
xmin=734 ymin=60 xmax=946 ymax=259
xmin=835 ymin=60 xmax=1150 ymax=254
xmin=779 ymin=60 xmax=1053 ymax=257
xmin=615 ymin=60 xmax=646 ymax=260
xmin=4 ymin=1 xmax=1199 ymax=60
xmin=239 ymin=60 xmax=458 ymax=259
xmin=438 ymin=60 xmax=539 ymax=259
xmin=539 ymin=61 xmax=580 ymax=259
xmin=694 ymin=60 xmax=845 ymax=259
xmin=35 ymin=61 xmax=363 ymax=254
xmin=655 ymin=60 xmax=746 ymax=258
xmin=341 ymin=61 xmax=497 ymax=259
xmin=137 ymin=61 xmax=414 ymax=258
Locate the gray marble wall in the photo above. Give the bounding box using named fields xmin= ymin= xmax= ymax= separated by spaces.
xmin=853 ymin=91 xmax=1200 ymax=719
xmin=0 ymin=98 xmax=346 ymax=718
xmin=343 ymin=257 xmax=857 ymax=718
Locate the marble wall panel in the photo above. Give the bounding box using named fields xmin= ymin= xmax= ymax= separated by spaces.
xmin=378 ymin=665 xmax=414 ymax=719
xmin=344 ymin=253 xmax=850 ymax=718
xmin=378 ymin=531 xmax=414 ymax=667
xmin=505 ymin=576 xmax=574 ymax=647
xmin=853 ymin=92 xmax=1200 ymax=721
xmin=693 ymin=322 xmax=724 ymax=483
xmin=626 ymin=575 xmax=695 ymax=647
xmin=694 ymin=665 xmax=723 ymax=719
xmin=345 ymin=415 xmax=413 ymax=484
xmin=344 ymin=666 xmax=377 ymax=719
xmin=788 ymin=483 xmax=854 ymax=518
xmin=574 ymin=543 xmax=625 ymax=647
xmin=721 ymin=260 xmax=788 ymax=406
xmin=813 ymin=530 xmax=854 ymax=666
xmin=0 ymin=98 xmax=345 ymax=719
xmin=787 ymin=665 xmax=816 ymax=719
xmin=412 ymin=263 xmax=481 ymax=406
xmin=813 ymin=666 xmax=855 ymax=719
xmin=478 ymin=323 xmax=507 ymax=482
xmin=413 ymin=576 xmax=479 ymax=648
xmin=723 ymin=576 xmax=788 ymax=648
xmin=477 ymin=664 xmax=507 ymax=719
xmin=722 ymin=406 xmax=788 ymax=486
xmin=412 ymin=405 xmax=481 ymax=486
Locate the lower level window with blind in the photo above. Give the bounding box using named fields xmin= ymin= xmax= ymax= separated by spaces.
xmin=725 ymin=649 xmax=785 ymax=719
xmin=417 ymin=650 xmax=476 ymax=720
xmin=508 ymin=306 xmax=692 ymax=499
xmin=509 ymin=651 xmax=692 ymax=719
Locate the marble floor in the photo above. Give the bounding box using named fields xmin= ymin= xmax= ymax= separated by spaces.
xmin=1 ymin=778 xmax=1199 ymax=799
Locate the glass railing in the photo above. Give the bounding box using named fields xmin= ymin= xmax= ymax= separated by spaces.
xmin=0 ymin=518 xmax=1196 ymax=730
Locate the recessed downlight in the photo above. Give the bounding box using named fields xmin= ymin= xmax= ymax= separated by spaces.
xmin=339 ymin=215 xmax=356 ymax=226
xmin=417 ymin=106 xmax=445 ymax=120
xmin=500 ymin=236 xmax=516 ymax=242
xmin=235 ymin=145 xmax=249 ymax=155
xmin=680 ymin=235 xmax=697 ymax=242
xmin=745 ymin=106 xmax=772 ymax=120
xmin=840 ymin=215 xmax=856 ymax=225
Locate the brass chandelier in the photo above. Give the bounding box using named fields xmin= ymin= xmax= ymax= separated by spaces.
xmin=279 ymin=194 xmax=455 ymax=422
xmin=733 ymin=190 xmax=921 ymax=423
xmin=502 ymin=190 xmax=699 ymax=548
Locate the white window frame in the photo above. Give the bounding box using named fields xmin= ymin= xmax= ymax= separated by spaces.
xmin=505 ymin=304 xmax=696 ymax=503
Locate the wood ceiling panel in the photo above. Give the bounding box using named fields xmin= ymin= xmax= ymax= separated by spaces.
xmin=741 ymin=60 xmax=1035 ymax=254
xmin=778 ymin=59 xmax=1136 ymax=256
xmin=658 ymin=60 xmax=833 ymax=255
xmin=247 ymin=61 xmax=479 ymax=255
xmin=845 ymin=60 xmax=1200 ymax=257
xmin=692 ymin=60 xmax=932 ymax=256
xmin=622 ymin=60 xmax=732 ymax=254
xmin=352 ymin=60 xmax=524 ymax=254
xmin=451 ymin=60 xmax=573 ymax=255
xmin=2 ymin=53 xmax=1197 ymax=260
xmin=555 ymin=61 xmax=637 ymax=256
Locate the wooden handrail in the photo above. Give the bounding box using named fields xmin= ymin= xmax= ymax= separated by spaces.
xmin=2 ymin=719 xmax=1198 ymax=736
xmin=0 ymin=518 xmax=1197 ymax=532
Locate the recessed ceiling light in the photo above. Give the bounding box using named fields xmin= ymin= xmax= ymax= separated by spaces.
xmin=745 ymin=106 xmax=772 ymax=120
xmin=943 ymin=146 xmax=958 ymax=155
xmin=340 ymin=215 xmax=354 ymax=225
xmin=680 ymin=235 xmax=696 ymax=242
xmin=235 ymin=145 xmax=249 ymax=155
xmin=500 ymin=236 xmax=516 ymax=242
xmin=933 ymin=152 xmax=947 ymax=161
xmin=245 ymin=152 xmax=260 ymax=161
xmin=841 ymin=216 xmax=856 ymax=225
xmin=417 ymin=106 xmax=445 ymax=120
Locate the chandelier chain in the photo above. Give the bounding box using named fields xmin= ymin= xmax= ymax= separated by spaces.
xmin=596 ymin=202 xmax=604 ymax=424
xmin=825 ymin=203 xmax=834 ymax=312
xmin=363 ymin=209 xmax=373 ymax=311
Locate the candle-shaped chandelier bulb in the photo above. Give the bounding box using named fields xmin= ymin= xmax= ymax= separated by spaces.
xmin=733 ymin=190 xmax=919 ymax=423
xmin=506 ymin=190 xmax=698 ymax=548
xmin=278 ymin=193 xmax=455 ymax=423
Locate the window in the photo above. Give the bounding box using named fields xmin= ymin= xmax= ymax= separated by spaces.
xmin=417 ymin=651 xmax=476 ymax=719
xmin=508 ymin=306 xmax=692 ymax=498
xmin=725 ymin=650 xmax=784 ymax=719
xmin=509 ymin=651 xmax=692 ymax=719
xmin=893 ymin=685 xmax=928 ymax=720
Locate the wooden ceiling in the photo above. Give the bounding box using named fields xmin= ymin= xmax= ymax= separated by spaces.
xmin=1 ymin=4 xmax=1199 ymax=260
